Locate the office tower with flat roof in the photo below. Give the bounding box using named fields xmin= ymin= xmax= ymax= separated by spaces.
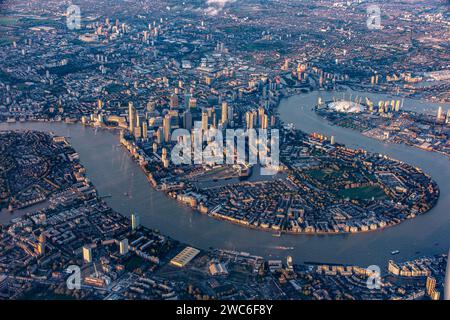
xmin=426 ymin=276 xmax=436 ymax=296
xmin=246 ymin=111 xmax=254 ymax=129
xmin=258 ymin=106 xmax=265 ymax=127
xmin=201 ymin=110 xmax=209 ymax=131
xmin=142 ymin=121 xmax=148 ymax=139
xmin=395 ymin=100 xmax=401 ymax=112
xmin=437 ymin=106 xmax=443 ymax=121
xmin=135 ymin=112 xmax=141 ymax=128
xmin=183 ymin=110 xmax=192 ymax=131
xmin=156 ymin=127 xmax=163 ymax=144
xmin=163 ymin=114 xmax=171 ymax=143
xmin=128 ymin=102 xmax=135 ymax=134
xmin=287 ymin=256 xmax=294 ymax=271
xmin=261 ymin=114 xmax=269 ymax=129
xmin=211 ymin=109 xmax=217 ymax=129
xmin=221 ymin=101 xmax=228 ymax=125
xmin=378 ymin=101 xmax=383 ymax=113
xmin=131 ymin=213 xmax=140 ymax=231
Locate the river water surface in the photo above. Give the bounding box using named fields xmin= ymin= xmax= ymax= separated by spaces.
xmin=0 ymin=90 xmax=449 ymax=267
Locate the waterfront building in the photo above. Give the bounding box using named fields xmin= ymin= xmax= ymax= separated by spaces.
xmin=156 ymin=127 xmax=163 ymax=144
xmin=426 ymin=276 xmax=436 ymax=295
xmin=431 ymin=290 xmax=440 ymax=300
xmin=97 ymin=114 xmax=104 ymax=124
xmin=287 ymin=256 xmax=294 ymax=272
xmin=395 ymin=100 xmax=401 ymax=112
xmin=388 ymin=260 xmax=400 ymax=275
xmin=378 ymin=101 xmax=384 ymax=113
xmin=170 ymin=247 xmax=200 ymax=267
xmin=131 ymin=213 xmax=140 ymax=231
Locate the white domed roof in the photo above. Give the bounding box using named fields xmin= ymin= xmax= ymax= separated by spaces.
xmin=328 ymin=101 xmax=364 ymax=113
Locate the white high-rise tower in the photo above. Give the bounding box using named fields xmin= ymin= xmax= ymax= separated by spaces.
xmin=131 ymin=213 xmax=140 ymax=230
xmin=221 ymin=101 xmax=228 ymax=125
xmin=128 ymin=102 xmax=135 ymax=133
xmin=437 ymin=106 xmax=443 ymax=121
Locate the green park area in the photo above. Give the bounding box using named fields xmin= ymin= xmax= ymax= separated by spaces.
xmin=0 ymin=17 xmax=19 ymax=46
xmin=0 ymin=16 xmax=19 ymax=26
xmin=306 ymin=167 xmax=343 ymax=182
xmin=337 ymin=185 xmax=387 ymax=201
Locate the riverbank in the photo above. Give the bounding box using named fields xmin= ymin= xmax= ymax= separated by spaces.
xmin=3 ymin=92 xmax=444 ymax=234
xmin=1 ymin=96 xmax=449 ymax=267
xmin=108 ymin=91 xmax=440 ymax=236
xmin=122 ymin=131 xmax=440 ymax=236
xmin=5 ymin=115 xmax=438 ymax=237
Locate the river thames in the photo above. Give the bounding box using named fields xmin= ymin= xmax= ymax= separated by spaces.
xmin=0 ymin=90 xmax=449 ymax=268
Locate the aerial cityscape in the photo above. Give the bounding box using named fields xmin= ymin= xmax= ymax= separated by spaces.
xmin=0 ymin=0 xmax=449 ymax=304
